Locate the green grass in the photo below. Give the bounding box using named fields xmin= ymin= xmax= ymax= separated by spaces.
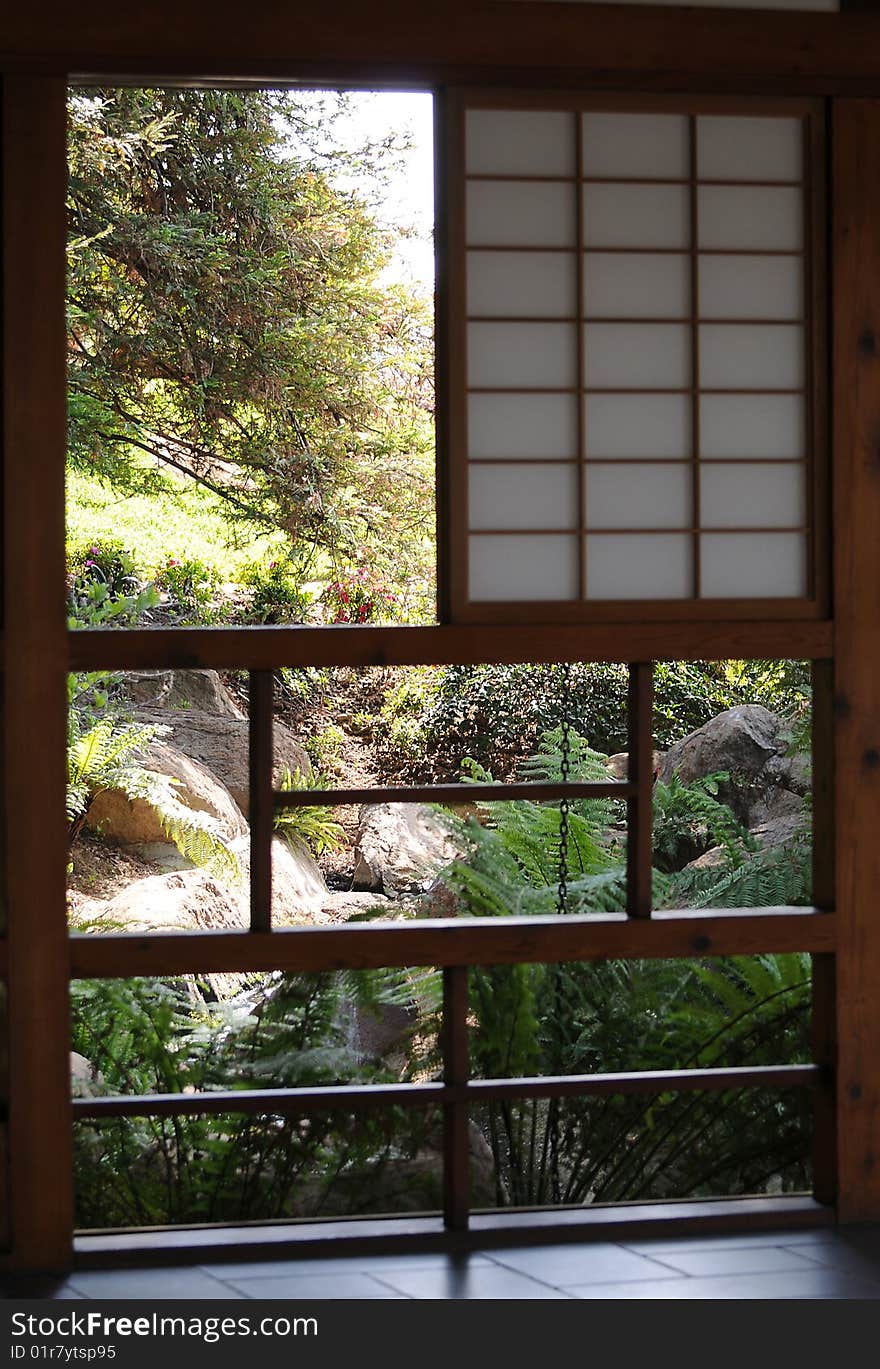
xmin=67 ymin=468 xmax=288 ymax=581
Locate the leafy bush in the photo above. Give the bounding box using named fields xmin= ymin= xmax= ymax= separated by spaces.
xmin=444 ymin=732 xmax=812 ymax=1206
xmin=669 ymin=830 xmax=812 ymax=910
xmin=238 ymin=558 xmax=313 ymax=624
xmin=68 ymin=538 xmax=143 ymax=598
xmin=72 ymin=970 xmax=437 ymax=1227
xmin=468 ymin=954 xmax=811 ymax=1206
xmin=382 ymin=659 xmax=812 ymax=783
xmin=652 ymin=771 xmax=754 ymax=874
xmin=154 ymin=553 xmax=222 ymax=624
xmin=323 ymin=566 xmax=400 ymax=624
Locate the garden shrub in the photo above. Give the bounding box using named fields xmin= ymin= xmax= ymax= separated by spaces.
xmin=154 ymin=553 xmax=222 ymax=624
xmin=381 ymin=659 xmax=812 ymax=783
xmin=444 ymin=732 xmax=812 ymax=1206
xmin=237 ymin=558 xmax=314 ymax=624
xmin=72 ymin=969 xmax=439 ymax=1227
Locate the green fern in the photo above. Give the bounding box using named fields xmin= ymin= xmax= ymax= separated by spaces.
xmin=273 ymin=764 xmax=346 ymax=857
xmin=72 ymin=964 xmax=438 ymax=1227
xmin=449 ymin=731 xmax=812 ymax=1206
xmin=652 ymin=770 xmax=752 ymax=874
xmin=67 ymin=711 xmax=239 ymax=881
xmin=670 ymin=834 xmax=812 ymax=909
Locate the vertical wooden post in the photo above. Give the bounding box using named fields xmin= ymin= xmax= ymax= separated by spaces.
xmin=249 ymin=670 xmax=274 ymax=934
xmin=442 ymin=966 xmax=469 ymax=1230
xmin=810 ymin=659 xmax=836 ymax=1206
xmin=627 ymin=662 xmax=654 ymax=919
xmin=2 ymin=76 xmax=73 ymax=1268
xmin=832 ymin=99 xmax=880 ymax=1222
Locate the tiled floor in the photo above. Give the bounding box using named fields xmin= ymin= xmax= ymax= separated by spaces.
xmin=4 ymin=1227 xmax=880 ymax=1300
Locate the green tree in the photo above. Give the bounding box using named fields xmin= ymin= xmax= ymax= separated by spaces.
xmin=67 ymin=88 xmax=434 ymax=584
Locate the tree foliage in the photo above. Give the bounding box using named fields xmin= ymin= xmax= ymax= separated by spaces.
xmin=67 ymin=88 xmax=434 ymax=580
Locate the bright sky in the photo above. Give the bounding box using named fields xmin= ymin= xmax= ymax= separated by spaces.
xmin=289 ymin=90 xmax=436 ymax=293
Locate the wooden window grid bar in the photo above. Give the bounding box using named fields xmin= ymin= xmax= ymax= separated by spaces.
xmin=70 ymin=1065 xmax=823 ymax=1119
xmin=248 ymin=670 xmax=274 ymax=934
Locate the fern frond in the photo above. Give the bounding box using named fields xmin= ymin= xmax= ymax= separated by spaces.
xmin=274 ymin=764 xmax=345 ymax=857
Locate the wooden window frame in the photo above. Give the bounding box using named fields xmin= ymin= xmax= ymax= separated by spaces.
xmin=443 ymin=89 xmax=828 ymax=624
xmin=2 ymin=1 xmax=880 ymax=1270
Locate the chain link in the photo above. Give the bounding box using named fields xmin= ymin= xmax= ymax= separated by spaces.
xmin=549 ymin=661 xmax=574 ymax=1203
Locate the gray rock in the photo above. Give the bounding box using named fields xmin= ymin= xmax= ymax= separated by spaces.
xmin=120 ymin=668 xmax=244 ymax=718
xmin=80 ymin=868 xmax=248 ymax=933
xmin=86 ymin=736 xmax=247 ymax=845
xmin=680 ymin=810 xmax=810 ymax=881
xmin=70 ymin=1052 xmax=104 ymax=1099
xmin=353 ymin=803 xmax=460 ymax=894
xmin=228 ymin=834 xmax=331 ymax=926
xmin=658 ymin=704 xmax=803 ymax=827
xmin=320 ymin=890 xmax=396 ymax=923
xmin=133 ymin=707 xmax=311 ymax=816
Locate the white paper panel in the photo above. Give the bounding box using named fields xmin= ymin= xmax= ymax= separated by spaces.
xmin=700 ymin=323 xmax=804 ymax=389
xmin=585 ymin=323 xmax=690 ymax=389
xmin=469 ymin=393 xmax=579 ymax=459
xmin=583 ymin=184 xmax=690 ymax=249
xmin=700 ymin=394 xmax=805 ymax=459
xmin=467 ymin=181 xmax=576 ymax=247
xmin=697 ymin=186 xmax=803 ymax=250
xmin=698 ymin=255 xmax=803 ymax=320
xmin=585 ymin=463 xmax=691 ymax=529
xmin=582 ymin=113 xmax=689 ymax=179
xmin=469 ymin=534 xmax=579 ymax=600
xmin=700 ymin=532 xmax=806 ymax=597
xmin=466 ymin=110 xmax=575 ymax=177
xmin=700 ymin=463 xmax=804 ymax=528
xmin=468 ymin=322 xmax=577 ymax=388
xmin=696 ymin=116 xmax=803 ymax=183
xmin=467 ymin=250 xmax=576 ymax=318
xmin=584 ymin=252 xmax=690 ymax=318
xmin=585 ymin=393 xmax=691 ymax=459
xmin=469 ymin=463 xmax=578 ymax=530
xmin=586 ymin=533 xmax=692 ymax=599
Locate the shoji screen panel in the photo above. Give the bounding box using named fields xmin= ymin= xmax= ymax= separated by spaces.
xmin=445 ymin=94 xmax=826 ymax=623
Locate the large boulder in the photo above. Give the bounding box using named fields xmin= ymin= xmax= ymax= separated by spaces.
xmin=353 ymin=803 xmax=460 ymax=895
xmin=133 ymin=707 xmax=311 ymax=816
xmin=120 ymin=669 xmax=244 ymax=718
xmin=85 ymin=737 xmax=247 ymax=845
xmin=320 ymin=890 xmax=396 ymax=922
xmin=679 ymin=810 xmax=811 ymax=881
xmin=83 ymin=868 xmax=248 ymax=933
xmin=228 ymin=834 xmax=332 ymax=925
xmin=658 ymin=705 xmax=805 ymax=828
xmin=70 ymin=1052 xmax=104 ymax=1099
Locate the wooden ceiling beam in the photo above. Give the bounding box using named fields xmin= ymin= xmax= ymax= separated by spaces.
xmin=3 ymin=2 xmax=880 ymax=93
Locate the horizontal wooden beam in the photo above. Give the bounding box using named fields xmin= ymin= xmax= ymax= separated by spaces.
xmin=68 ymin=909 xmax=835 ymax=977
xmin=70 ymin=1064 xmax=822 ymax=1120
xmin=68 ymin=620 xmax=834 ymax=671
xmin=275 ymin=781 xmax=632 ymax=808
xmin=3 ymin=2 xmax=880 ymax=94
xmin=65 ymin=1196 xmax=833 ymax=1271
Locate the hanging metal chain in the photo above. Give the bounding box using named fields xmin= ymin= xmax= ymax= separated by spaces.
xmin=549 ymin=661 xmax=574 ymax=1204
xmin=555 ymin=661 xmax=573 ymax=917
